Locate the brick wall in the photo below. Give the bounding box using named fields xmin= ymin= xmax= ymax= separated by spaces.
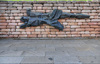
xmin=0 ymin=1 xmax=100 ymax=38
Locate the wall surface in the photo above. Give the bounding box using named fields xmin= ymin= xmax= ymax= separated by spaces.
xmin=0 ymin=1 xmax=100 ymax=38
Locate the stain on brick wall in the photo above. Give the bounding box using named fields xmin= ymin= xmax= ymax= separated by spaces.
xmin=0 ymin=1 xmax=100 ymax=38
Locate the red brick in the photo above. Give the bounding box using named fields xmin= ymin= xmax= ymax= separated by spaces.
xmin=19 ymin=35 xmax=27 ymax=37
xmin=71 ymin=10 xmax=81 ymax=13
xmin=50 ymin=32 xmax=56 ymax=34
xmin=0 ymin=32 xmax=6 ymax=34
xmin=76 ymin=19 xmax=85 ymax=22
xmin=1 ymin=29 xmax=10 ymax=31
xmin=45 ymin=29 xmax=50 ymax=32
xmin=33 ymin=7 xmax=37 ymax=10
xmin=32 ymin=32 xmax=40 ymax=34
xmin=38 ymin=35 xmax=42 ymax=37
xmin=0 ymin=23 xmax=7 ymax=25
xmin=89 ymin=13 xmax=98 ymax=16
xmin=0 ymin=26 xmax=6 ymax=29
xmin=12 ymin=32 xmax=20 ymax=34
xmin=46 ymin=25 xmax=55 ymax=29
xmin=42 ymin=35 xmax=47 ymax=37
xmin=63 ymin=29 xmax=70 ymax=31
xmin=11 ymin=29 xmax=15 ymax=31
xmin=48 ymin=35 xmax=56 ymax=38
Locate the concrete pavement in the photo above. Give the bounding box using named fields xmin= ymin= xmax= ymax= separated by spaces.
xmin=0 ymin=38 xmax=100 ymax=64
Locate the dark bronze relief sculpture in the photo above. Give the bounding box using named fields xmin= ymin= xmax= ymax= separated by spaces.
xmin=20 ymin=9 xmax=90 ymax=30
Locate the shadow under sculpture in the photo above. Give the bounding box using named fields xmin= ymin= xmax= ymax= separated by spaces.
xmin=20 ymin=9 xmax=90 ymax=31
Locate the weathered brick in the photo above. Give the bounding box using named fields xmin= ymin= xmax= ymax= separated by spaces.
xmin=54 ymin=4 xmax=63 ymax=6
xmin=83 ymin=7 xmax=93 ymax=10
xmin=0 ymin=20 xmax=6 ymax=23
xmin=90 ymin=4 xmax=99 ymax=6
xmin=17 ymin=7 xmax=22 ymax=10
xmin=48 ymin=35 xmax=56 ymax=37
xmin=35 ymin=29 xmax=45 ymax=31
xmin=23 ymin=4 xmax=32 ymax=7
xmin=35 ymin=10 xmax=45 ymax=13
xmin=90 ymin=31 xmax=100 ymax=34
xmin=7 ymin=26 xmax=15 ymax=28
xmin=0 ymin=4 xmax=7 ymax=7
xmin=53 ymin=7 xmax=58 ymax=9
xmin=0 ymin=23 xmax=7 ymax=25
xmin=32 ymin=32 xmax=40 ymax=34
xmin=0 ymin=17 xmax=9 ymax=20
xmin=81 ymin=25 xmax=90 ymax=28
xmin=15 ymin=17 xmax=21 ymax=20
xmin=43 ymin=7 xmax=51 ymax=10
xmin=76 ymin=28 xmax=85 ymax=31
xmin=23 ymin=7 xmax=32 ymax=9
xmin=78 ymin=7 xmax=83 ymax=10
xmin=80 ymin=4 xmax=89 ymax=6
xmin=64 ymin=4 xmax=73 ymax=6
xmin=11 ymin=10 xmax=20 ymax=13
xmin=57 ymin=35 xmax=67 ymax=37
xmin=8 ymin=23 xmax=17 ymax=26
xmin=71 ymin=26 xmax=80 ymax=28
xmin=72 ymin=35 xmax=81 ymax=37
xmin=16 ymin=29 xmax=25 ymax=31
xmin=46 ymin=25 xmax=55 ymax=29
xmin=37 ymin=7 xmax=43 ymax=10
xmin=0 ymin=26 xmax=6 ymax=29
xmin=9 ymin=17 xmax=15 ymax=20
xmin=85 ymin=28 xmax=94 ymax=31
xmin=82 ymin=34 xmax=90 ymax=37
xmin=68 ymin=7 xmax=77 ymax=10
xmin=82 ymin=10 xmax=90 ymax=13
xmin=20 ymin=10 xmax=26 ymax=13
xmin=1 ymin=29 xmax=10 ymax=31
xmin=58 ymin=7 xmax=67 ymax=10
xmin=19 ymin=35 xmax=27 ymax=37
xmin=12 ymin=32 xmax=20 ymax=34
xmin=62 ymin=10 xmax=70 ymax=13
xmin=34 ymin=4 xmax=43 ymax=6
xmin=33 ymin=7 xmax=37 ymax=10
xmin=75 ymin=4 xmax=80 ymax=6
xmin=44 ymin=4 xmax=53 ymax=6
xmin=46 ymin=10 xmax=53 ymax=13
xmin=0 ymin=7 xmax=7 ymax=10
xmin=28 ymin=35 xmax=37 ymax=37
xmin=26 ymin=29 xmax=34 ymax=32
xmin=13 ymin=4 xmax=22 ymax=7
xmin=90 ymin=25 xmax=100 ymax=28
xmin=76 ymin=19 xmax=85 ymax=22
xmin=91 ymin=19 xmax=100 ymax=22
xmin=56 ymin=32 xmax=65 ymax=35
xmin=71 ymin=10 xmax=81 ymax=13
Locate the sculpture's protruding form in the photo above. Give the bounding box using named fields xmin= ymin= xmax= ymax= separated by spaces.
xmin=20 ymin=9 xmax=90 ymax=30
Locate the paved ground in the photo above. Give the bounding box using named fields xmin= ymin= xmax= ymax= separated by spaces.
xmin=0 ymin=38 xmax=100 ymax=64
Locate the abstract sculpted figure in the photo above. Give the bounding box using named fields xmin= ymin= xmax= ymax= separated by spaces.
xmin=20 ymin=9 xmax=90 ymax=30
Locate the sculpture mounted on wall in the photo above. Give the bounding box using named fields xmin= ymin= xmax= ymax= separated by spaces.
xmin=20 ymin=9 xmax=90 ymax=30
